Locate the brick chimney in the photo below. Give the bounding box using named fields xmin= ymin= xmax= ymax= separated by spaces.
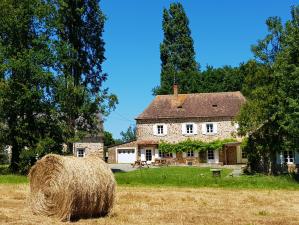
xmin=173 ymin=84 xmax=178 ymax=97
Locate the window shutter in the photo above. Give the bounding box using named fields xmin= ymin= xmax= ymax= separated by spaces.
xmin=155 ymin=149 xmax=159 ymax=159
xmin=193 ymin=123 xmax=198 ymax=134
xmin=172 ymin=152 xmax=176 ymax=158
xmin=140 ymin=149 xmax=146 ymax=161
xmin=182 ymin=152 xmax=186 ymax=158
xmin=153 ymin=124 xmax=157 ymax=135
xmin=202 ymin=123 xmax=207 ymax=134
xmin=164 ymin=124 xmax=168 ymax=135
xmin=214 ymin=123 xmax=218 ymax=134
xmin=182 ymin=123 xmax=186 ymax=134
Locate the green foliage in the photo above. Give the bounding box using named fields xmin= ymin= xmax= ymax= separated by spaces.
xmin=52 ymin=0 xmax=118 ymax=151
xmin=104 ymin=131 xmax=115 ymax=147
xmin=154 ymin=2 xmax=198 ymax=95
xmin=120 ymin=125 xmax=136 ymax=143
xmin=158 ymin=139 xmax=237 ymax=153
xmin=0 ymin=145 xmax=9 ymax=164
xmin=0 ymin=0 xmax=117 ymax=173
xmin=154 ymin=3 xmax=246 ymax=95
xmin=19 ymin=137 xmax=63 ymax=175
xmin=237 ymin=6 xmax=299 ymax=174
xmin=0 ymin=0 xmax=62 ymax=172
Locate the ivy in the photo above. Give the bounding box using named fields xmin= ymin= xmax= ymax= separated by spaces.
xmin=158 ymin=138 xmax=238 ymax=153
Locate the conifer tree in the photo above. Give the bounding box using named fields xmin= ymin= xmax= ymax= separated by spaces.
xmin=53 ymin=0 xmax=117 ymax=151
xmin=154 ymin=3 xmax=198 ymax=95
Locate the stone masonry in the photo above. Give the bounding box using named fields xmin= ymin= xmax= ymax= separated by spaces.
xmin=73 ymin=142 xmax=104 ymax=158
xmin=136 ymin=117 xmax=241 ymax=143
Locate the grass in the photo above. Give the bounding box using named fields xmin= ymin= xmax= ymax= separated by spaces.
xmin=0 ymin=175 xmax=28 ymax=184
xmin=0 ymin=165 xmax=298 ymax=189
xmin=115 ymin=166 xmax=299 ymax=189
xmin=1 ymin=184 xmax=299 ymax=225
xmin=0 ymin=164 xmax=28 ymax=184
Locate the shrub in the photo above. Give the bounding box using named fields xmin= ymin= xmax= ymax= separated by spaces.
xmin=19 ymin=138 xmax=63 ymax=174
xmin=0 ymin=145 xmax=9 ymax=164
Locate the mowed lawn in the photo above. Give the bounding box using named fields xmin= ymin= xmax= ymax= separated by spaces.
xmin=115 ymin=166 xmax=299 ymax=189
xmin=1 ymin=166 xmax=299 ymax=190
xmin=1 ymin=184 xmax=299 ymax=225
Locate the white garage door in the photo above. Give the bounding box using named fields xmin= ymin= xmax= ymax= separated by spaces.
xmin=117 ymin=149 xmax=136 ymax=163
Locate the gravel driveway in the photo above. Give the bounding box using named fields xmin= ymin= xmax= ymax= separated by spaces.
xmin=108 ymin=163 xmax=137 ymax=173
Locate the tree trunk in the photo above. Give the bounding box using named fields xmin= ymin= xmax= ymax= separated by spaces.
xmin=10 ymin=144 xmax=20 ymax=173
xmin=67 ymin=142 xmax=73 ymax=155
xmin=269 ymin=151 xmax=277 ymax=175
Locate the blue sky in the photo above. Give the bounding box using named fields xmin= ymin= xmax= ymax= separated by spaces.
xmin=101 ymin=0 xmax=298 ymax=138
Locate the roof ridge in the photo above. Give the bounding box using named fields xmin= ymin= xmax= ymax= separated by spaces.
xmin=156 ymin=91 xmax=242 ymax=97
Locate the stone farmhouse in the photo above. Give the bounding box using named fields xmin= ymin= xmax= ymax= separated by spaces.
xmin=108 ymin=85 xmax=248 ymax=165
xmin=72 ymin=113 xmax=104 ymax=158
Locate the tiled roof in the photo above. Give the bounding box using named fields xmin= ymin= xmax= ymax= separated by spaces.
xmin=137 ymin=140 xmax=159 ymax=145
xmin=136 ymin=91 xmax=245 ymax=120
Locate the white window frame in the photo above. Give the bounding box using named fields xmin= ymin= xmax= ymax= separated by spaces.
xmin=202 ymin=122 xmax=218 ymax=135
xmin=182 ymin=123 xmax=197 ymax=135
xmin=207 ymin=150 xmax=214 ymax=160
xmin=186 ymin=124 xmax=193 ymax=134
xmin=284 ymin=150 xmax=295 ymax=164
xmin=145 ymin=149 xmax=152 ymax=161
xmin=206 ymin=123 xmax=214 ymax=134
xmin=153 ymin=124 xmax=167 ymax=136
xmin=186 ymin=150 xmax=194 ymax=157
xmin=77 ymin=148 xmax=85 ymax=157
xmin=157 ymin=125 xmax=164 ymax=135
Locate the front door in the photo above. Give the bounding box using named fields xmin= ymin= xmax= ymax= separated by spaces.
xmin=226 ymin=146 xmax=237 ymax=165
xmin=145 ymin=149 xmax=152 ymax=163
xmin=176 ymin=152 xmax=184 ymax=163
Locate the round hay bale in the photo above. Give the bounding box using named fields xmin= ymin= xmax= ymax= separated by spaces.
xmin=29 ymin=154 xmax=115 ymax=221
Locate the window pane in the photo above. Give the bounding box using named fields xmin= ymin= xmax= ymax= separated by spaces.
xmin=146 ymin=150 xmax=152 ymax=161
xmin=208 ymin=150 xmax=214 ymax=159
xmin=186 ymin=124 xmax=193 ymax=134
xmin=157 ymin=125 xmax=164 ymax=134
xmin=206 ymin=124 xmax=214 ymax=133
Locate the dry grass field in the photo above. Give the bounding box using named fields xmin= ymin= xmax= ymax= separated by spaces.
xmin=1 ymin=184 xmax=299 ymax=225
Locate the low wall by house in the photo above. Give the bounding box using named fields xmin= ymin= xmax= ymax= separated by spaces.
xmin=73 ymin=142 xmax=104 ymax=158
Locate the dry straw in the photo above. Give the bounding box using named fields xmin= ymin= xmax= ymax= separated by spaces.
xmin=29 ymin=154 xmax=116 ymax=221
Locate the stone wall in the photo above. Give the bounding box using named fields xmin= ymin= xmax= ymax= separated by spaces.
xmin=73 ymin=142 xmax=104 ymax=158
xmin=136 ymin=117 xmax=241 ymax=143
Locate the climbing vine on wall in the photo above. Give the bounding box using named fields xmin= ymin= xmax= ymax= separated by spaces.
xmin=158 ymin=139 xmax=238 ymax=153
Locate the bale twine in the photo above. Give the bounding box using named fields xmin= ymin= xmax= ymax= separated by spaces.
xmin=29 ymin=154 xmax=115 ymax=221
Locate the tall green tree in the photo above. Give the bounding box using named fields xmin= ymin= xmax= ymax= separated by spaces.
xmin=237 ymin=6 xmax=299 ymax=174
xmin=154 ymin=2 xmax=198 ymax=95
xmin=0 ymin=0 xmax=63 ymax=172
xmin=52 ymin=0 xmax=117 ymax=151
